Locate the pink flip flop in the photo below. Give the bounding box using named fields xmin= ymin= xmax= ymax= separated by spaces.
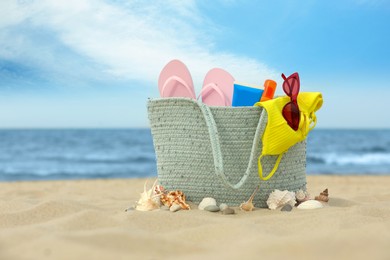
xmin=158 ymin=60 xmax=196 ymax=99
xmin=198 ymin=68 xmax=235 ymax=106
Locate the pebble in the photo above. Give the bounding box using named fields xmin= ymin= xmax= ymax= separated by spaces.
xmin=204 ymin=205 xmax=220 ymax=212
xmin=219 ymin=203 xmax=228 ymax=211
xmin=198 ymin=197 xmax=217 ymax=210
xmin=221 ymin=208 xmax=235 ymax=215
xmin=281 ymin=204 xmax=293 ymax=212
xmin=125 ymin=207 xmax=135 ymax=212
xmin=170 ymin=204 xmax=182 ymax=212
xmin=297 ymin=200 xmax=324 ymax=210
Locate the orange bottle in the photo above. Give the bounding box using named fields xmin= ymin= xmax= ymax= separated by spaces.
xmin=260 ymin=79 xmax=277 ymax=102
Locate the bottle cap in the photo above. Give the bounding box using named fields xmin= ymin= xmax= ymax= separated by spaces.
xmin=260 ymin=79 xmax=277 ymax=101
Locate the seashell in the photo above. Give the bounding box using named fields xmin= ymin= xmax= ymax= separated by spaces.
xmin=315 ymin=188 xmax=329 ymax=202
xmin=295 ymin=189 xmax=310 ymax=204
xmin=135 ymin=179 xmax=161 ymax=211
xmin=221 ymin=208 xmax=235 ymax=215
xmin=152 ymin=195 xmax=162 ymax=206
xmin=297 ymin=199 xmax=324 ymax=209
xmin=204 ymin=205 xmax=220 ymax=212
xmin=153 ymin=185 xmax=166 ymax=197
xmin=170 ymin=203 xmax=182 ymax=212
xmin=160 ymin=190 xmax=191 ymax=210
xmin=154 ymin=185 xmax=166 ymax=194
xmin=240 ymin=186 xmax=259 ymax=211
xmin=219 ymin=203 xmax=228 ymax=211
xmin=198 ymin=197 xmax=217 ymax=210
xmin=153 ymin=185 xmax=166 ymax=206
xmin=266 ymin=189 xmax=296 ymax=210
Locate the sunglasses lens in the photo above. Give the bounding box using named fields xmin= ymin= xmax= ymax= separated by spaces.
xmin=282 ymin=77 xmax=300 ymax=99
xmin=282 ymin=102 xmax=300 ymax=131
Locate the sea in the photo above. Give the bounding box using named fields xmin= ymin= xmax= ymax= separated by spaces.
xmin=0 ymin=129 xmax=389 ymax=181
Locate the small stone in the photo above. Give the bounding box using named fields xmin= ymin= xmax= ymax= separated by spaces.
xmin=281 ymin=204 xmax=293 ymax=212
xmin=170 ymin=204 xmax=182 ymax=212
xmin=198 ymin=197 xmax=217 ymax=210
xmin=204 ymin=205 xmax=220 ymax=212
xmin=219 ymin=203 xmax=228 ymax=211
xmin=160 ymin=205 xmax=170 ymax=211
xmin=221 ymin=208 xmax=235 ymax=215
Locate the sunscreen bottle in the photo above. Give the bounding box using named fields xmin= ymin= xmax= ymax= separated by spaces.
xmin=260 ymin=79 xmax=277 ymax=102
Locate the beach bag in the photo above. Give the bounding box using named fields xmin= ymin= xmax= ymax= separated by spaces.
xmin=147 ymin=97 xmax=307 ymax=208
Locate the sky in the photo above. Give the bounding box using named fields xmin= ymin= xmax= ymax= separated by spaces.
xmin=0 ymin=0 xmax=389 ymax=128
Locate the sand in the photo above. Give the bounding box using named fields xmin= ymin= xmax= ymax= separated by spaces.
xmin=0 ymin=176 xmax=389 ymax=260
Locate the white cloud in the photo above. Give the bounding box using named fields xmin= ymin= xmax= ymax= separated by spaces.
xmin=0 ymin=0 xmax=278 ymax=92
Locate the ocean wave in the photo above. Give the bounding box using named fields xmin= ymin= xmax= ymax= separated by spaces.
xmin=307 ymin=156 xmax=326 ymax=164
xmin=308 ymin=153 xmax=390 ymax=166
xmin=360 ymin=146 xmax=389 ymax=153
xmin=0 ymin=167 xmax=157 ymax=181
xmin=37 ymin=154 xmax=156 ymax=164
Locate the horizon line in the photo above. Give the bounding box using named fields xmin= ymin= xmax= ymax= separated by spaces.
xmin=0 ymin=127 xmax=389 ymax=131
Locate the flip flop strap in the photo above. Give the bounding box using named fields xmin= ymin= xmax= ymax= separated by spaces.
xmin=161 ymin=75 xmax=194 ymax=98
xmin=198 ymin=83 xmax=229 ymax=106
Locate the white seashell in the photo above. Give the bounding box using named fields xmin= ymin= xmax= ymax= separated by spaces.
xmin=135 ymin=179 xmax=161 ymax=211
xmin=198 ymin=197 xmax=217 ymax=210
xmin=136 ymin=200 xmax=159 ymax=211
xmin=297 ymin=200 xmax=324 ymax=209
xmin=152 ymin=193 xmax=162 ymax=206
xmin=170 ymin=203 xmax=182 ymax=212
xmin=266 ymin=189 xmax=296 ymax=210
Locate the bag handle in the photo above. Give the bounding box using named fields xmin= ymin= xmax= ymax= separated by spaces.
xmin=198 ymin=102 xmax=268 ymax=190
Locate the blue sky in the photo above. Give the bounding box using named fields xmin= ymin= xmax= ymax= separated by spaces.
xmin=0 ymin=0 xmax=389 ymax=128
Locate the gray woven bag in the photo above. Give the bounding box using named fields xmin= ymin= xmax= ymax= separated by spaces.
xmin=148 ymin=97 xmax=307 ymax=208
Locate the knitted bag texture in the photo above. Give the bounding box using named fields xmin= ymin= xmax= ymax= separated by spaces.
xmin=147 ymin=98 xmax=307 ymax=207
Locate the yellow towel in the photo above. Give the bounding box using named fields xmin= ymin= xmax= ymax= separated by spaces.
xmin=254 ymin=92 xmax=323 ymax=180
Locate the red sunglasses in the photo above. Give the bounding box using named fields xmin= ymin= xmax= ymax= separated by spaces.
xmin=281 ymin=72 xmax=300 ymax=131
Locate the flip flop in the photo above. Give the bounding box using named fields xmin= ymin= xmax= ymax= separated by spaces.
xmin=158 ymin=60 xmax=196 ymax=99
xmin=198 ymin=68 xmax=235 ymax=106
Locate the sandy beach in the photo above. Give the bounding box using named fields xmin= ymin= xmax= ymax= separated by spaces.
xmin=0 ymin=176 xmax=389 ymax=260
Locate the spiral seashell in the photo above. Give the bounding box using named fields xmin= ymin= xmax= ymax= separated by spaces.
xmin=240 ymin=186 xmax=259 ymax=211
xmin=315 ymin=188 xmax=329 ymax=202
